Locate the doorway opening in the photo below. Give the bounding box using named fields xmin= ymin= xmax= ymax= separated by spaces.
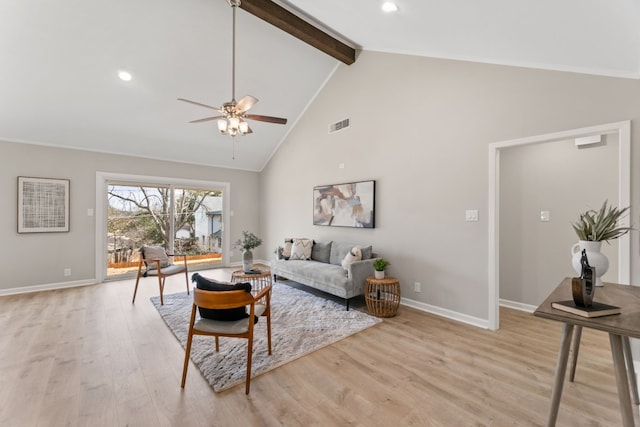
xmin=488 ymin=121 xmax=631 ymax=330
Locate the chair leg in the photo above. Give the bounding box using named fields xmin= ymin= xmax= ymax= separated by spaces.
xmin=266 ymin=311 xmax=272 ymax=355
xmin=246 ymin=334 xmax=254 ymax=395
xmin=181 ymin=330 xmax=194 ymax=387
xmin=184 ymin=270 xmax=190 ymax=295
xmin=158 ymin=276 xmax=165 ymax=305
xmin=215 ymin=336 xmax=219 ymax=352
xmin=132 ymin=273 xmax=142 ymax=303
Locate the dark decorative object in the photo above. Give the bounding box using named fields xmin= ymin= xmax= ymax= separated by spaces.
xmin=313 ymin=180 xmax=375 ymax=228
xmin=572 ymin=249 xmax=595 ymax=307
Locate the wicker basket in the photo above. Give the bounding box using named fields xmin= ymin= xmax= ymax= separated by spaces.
xmin=365 ymin=276 xmax=400 ymax=317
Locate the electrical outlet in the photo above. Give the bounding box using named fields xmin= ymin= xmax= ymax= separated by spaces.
xmin=64 ymin=268 xmax=71 ymax=277
xmin=414 ymin=282 xmax=421 ymax=292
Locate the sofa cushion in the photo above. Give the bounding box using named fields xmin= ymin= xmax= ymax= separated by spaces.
xmin=311 ymin=241 xmax=332 ymax=263
xmin=142 ymin=245 xmax=169 ymax=270
xmin=290 ymin=238 xmax=313 ymax=260
xmin=191 ymin=273 xmax=251 ymax=321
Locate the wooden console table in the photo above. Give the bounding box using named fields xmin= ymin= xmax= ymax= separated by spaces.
xmin=534 ymin=277 xmax=640 ymax=426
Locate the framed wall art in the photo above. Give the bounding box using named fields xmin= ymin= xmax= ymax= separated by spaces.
xmin=17 ymin=176 xmax=70 ymax=233
xmin=313 ymin=180 xmax=375 ymax=228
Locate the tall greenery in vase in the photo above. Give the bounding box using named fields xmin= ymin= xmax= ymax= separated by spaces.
xmin=572 ymin=200 xmax=632 ymax=243
xmin=233 ymin=231 xmax=263 ymax=251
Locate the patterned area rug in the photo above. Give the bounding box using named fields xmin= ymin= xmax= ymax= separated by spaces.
xmin=151 ymin=283 xmax=382 ymax=393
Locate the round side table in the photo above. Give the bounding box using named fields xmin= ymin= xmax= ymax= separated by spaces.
xmin=231 ymin=269 xmax=272 ymax=303
xmin=365 ymin=276 xmax=400 ymax=317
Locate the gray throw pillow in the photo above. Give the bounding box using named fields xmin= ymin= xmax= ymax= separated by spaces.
xmin=142 ymin=245 xmax=169 ymax=270
xmin=311 ymin=241 xmax=332 ymax=263
xmin=360 ymin=245 xmax=373 ymax=260
xmin=330 ymin=242 xmax=355 ymax=265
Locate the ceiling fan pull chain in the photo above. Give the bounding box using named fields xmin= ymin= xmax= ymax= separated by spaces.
xmin=232 ymin=136 xmax=236 ymax=160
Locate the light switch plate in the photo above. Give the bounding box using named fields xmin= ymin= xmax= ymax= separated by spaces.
xmin=465 ymin=210 xmax=479 ymax=222
xmin=540 ymin=210 xmax=550 ymax=222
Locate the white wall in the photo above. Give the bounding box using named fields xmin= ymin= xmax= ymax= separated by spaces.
xmin=499 ymin=136 xmax=619 ymax=307
xmin=259 ymin=51 xmax=640 ymax=323
xmin=0 ymin=140 xmax=260 ymax=292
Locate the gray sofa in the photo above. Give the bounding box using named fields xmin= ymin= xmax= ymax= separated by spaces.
xmin=271 ymin=240 xmax=376 ymax=310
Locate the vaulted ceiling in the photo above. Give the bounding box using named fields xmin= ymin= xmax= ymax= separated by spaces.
xmin=1 ymin=0 xmax=638 ymax=171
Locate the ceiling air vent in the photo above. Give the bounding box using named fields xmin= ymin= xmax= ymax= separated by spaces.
xmin=328 ymin=118 xmax=350 ymax=134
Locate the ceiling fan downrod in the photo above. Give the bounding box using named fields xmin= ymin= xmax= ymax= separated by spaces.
xmin=229 ymin=0 xmax=241 ymax=103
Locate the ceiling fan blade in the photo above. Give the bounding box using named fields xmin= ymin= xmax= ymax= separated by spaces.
xmin=245 ymin=114 xmax=288 ymax=125
xmin=189 ymin=116 xmax=225 ymax=123
xmin=177 ymin=98 xmax=221 ymax=111
xmin=235 ymin=95 xmax=258 ymax=113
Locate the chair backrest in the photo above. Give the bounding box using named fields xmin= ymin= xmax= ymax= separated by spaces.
xmin=193 ymin=287 xmax=255 ymax=311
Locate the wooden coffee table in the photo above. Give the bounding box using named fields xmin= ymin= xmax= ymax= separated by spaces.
xmin=231 ymin=269 xmax=272 ymax=302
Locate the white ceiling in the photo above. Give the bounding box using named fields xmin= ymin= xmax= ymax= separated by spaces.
xmin=2 ymin=0 xmax=639 ymax=171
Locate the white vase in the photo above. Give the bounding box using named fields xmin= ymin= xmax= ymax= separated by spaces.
xmin=374 ymin=270 xmax=385 ymax=279
xmin=571 ymin=240 xmax=609 ymax=287
xmin=242 ymin=249 xmax=253 ymax=272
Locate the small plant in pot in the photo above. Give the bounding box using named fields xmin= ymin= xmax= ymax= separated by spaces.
xmin=571 ymin=200 xmax=632 ymax=286
xmin=373 ymin=258 xmax=390 ymax=279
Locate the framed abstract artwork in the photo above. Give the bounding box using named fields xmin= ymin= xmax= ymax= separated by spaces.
xmin=313 ymin=180 xmax=375 ymax=228
xmin=17 ymin=176 xmax=70 ymax=233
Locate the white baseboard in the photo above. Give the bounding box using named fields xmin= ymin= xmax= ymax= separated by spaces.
xmin=0 ymin=278 xmax=98 ymax=296
xmin=499 ymin=298 xmax=537 ymax=313
xmin=400 ymin=297 xmax=489 ymax=329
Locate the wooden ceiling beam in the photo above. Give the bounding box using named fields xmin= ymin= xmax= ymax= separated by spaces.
xmin=239 ymin=0 xmax=356 ymax=65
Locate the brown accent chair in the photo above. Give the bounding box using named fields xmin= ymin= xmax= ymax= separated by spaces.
xmin=132 ymin=245 xmax=189 ymax=305
xmin=181 ymin=285 xmax=272 ymax=394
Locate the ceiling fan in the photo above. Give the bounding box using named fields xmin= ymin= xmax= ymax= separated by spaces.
xmin=178 ymin=0 xmax=287 ymax=137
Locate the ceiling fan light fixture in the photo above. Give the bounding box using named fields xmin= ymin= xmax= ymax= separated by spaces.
xmin=217 ymin=119 xmax=228 ymax=134
xmin=229 ymin=117 xmax=240 ymax=128
xmin=239 ymin=121 xmax=249 ymax=134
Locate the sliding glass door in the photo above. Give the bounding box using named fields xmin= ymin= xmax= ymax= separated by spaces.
xmin=105 ymin=179 xmax=225 ymax=279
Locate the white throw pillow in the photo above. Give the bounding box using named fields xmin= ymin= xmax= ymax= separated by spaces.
xmin=341 ymin=246 xmax=362 ymax=271
xmin=282 ymin=238 xmax=293 ymax=259
xmin=289 ymin=238 xmax=313 ymax=260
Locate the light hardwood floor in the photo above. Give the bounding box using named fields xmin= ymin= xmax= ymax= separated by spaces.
xmin=1 ymin=269 xmax=638 ymax=427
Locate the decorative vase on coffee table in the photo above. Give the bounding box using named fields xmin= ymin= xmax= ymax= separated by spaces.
xmin=571 ymin=240 xmax=608 ymax=287
xmin=242 ymin=249 xmax=253 ymax=272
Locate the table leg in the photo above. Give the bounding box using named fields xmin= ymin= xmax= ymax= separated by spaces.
xmin=547 ymin=323 xmax=574 ymax=427
xmin=622 ymin=336 xmax=639 ymax=405
xmin=569 ymin=325 xmax=582 ymax=382
xmin=609 ymin=334 xmax=635 ymax=427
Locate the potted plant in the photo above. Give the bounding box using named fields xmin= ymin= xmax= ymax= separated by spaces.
xmin=571 ymin=200 xmax=632 ymax=286
xmin=233 ymin=231 xmax=263 ymax=272
xmin=373 ymin=258 xmax=390 ymax=279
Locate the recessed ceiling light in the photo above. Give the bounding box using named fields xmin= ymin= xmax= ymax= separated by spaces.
xmin=117 ymin=70 xmax=133 ymax=82
xmin=382 ymin=2 xmax=398 ymax=13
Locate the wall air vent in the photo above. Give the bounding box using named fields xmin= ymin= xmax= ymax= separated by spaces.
xmin=328 ymin=118 xmax=350 ymax=134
